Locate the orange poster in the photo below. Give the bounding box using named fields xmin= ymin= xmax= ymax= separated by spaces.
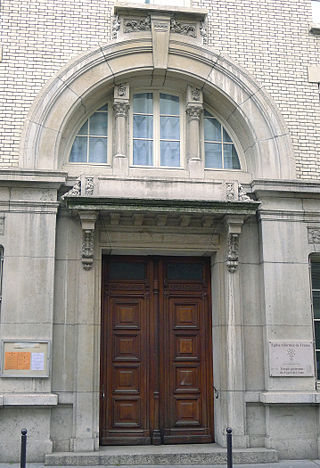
xmin=4 ymin=352 xmax=31 ymax=370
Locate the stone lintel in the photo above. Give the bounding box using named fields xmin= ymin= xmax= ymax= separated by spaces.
xmin=113 ymin=3 xmax=208 ymax=19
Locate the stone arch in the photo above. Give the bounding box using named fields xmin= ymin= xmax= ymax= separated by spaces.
xmin=20 ymin=37 xmax=296 ymax=179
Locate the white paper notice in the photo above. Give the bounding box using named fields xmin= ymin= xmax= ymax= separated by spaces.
xmin=31 ymin=352 xmax=45 ymax=371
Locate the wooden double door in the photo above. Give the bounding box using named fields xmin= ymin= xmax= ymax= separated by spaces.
xmin=100 ymin=256 xmax=214 ymax=445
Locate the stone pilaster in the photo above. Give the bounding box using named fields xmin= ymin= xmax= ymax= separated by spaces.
xmin=113 ymin=83 xmax=130 ymax=176
xmin=186 ymin=85 xmax=203 ymax=178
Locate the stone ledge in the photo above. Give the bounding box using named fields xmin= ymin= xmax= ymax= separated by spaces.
xmin=1 ymin=393 xmax=58 ymax=407
xmin=310 ymin=22 xmax=320 ymax=34
xmin=260 ymin=392 xmax=320 ymax=404
xmin=45 ymin=445 xmax=278 ymax=465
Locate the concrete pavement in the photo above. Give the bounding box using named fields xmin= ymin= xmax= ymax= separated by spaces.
xmin=3 ymin=462 xmax=320 ymax=468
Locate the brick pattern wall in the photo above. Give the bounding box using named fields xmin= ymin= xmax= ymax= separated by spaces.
xmin=0 ymin=0 xmax=319 ymax=178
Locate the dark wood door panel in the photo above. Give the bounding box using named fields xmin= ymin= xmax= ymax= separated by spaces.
xmin=100 ymin=256 xmax=213 ymax=446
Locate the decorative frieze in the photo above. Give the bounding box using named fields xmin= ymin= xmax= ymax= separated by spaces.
xmin=170 ymin=16 xmax=196 ymax=38
xmin=308 ymin=227 xmax=320 ymax=244
xmin=124 ymin=16 xmax=151 ymax=33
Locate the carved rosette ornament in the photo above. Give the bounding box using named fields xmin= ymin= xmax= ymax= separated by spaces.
xmin=113 ymin=102 xmax=129 ymax=118
xmin=227 ymin=233 xmax=240 ymax=273
xmin=186 ymin=105 xmax=202 ymax=121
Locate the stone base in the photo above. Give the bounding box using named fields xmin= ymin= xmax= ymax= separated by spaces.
xmin=45 ymin=444 xmax=278 ymax=465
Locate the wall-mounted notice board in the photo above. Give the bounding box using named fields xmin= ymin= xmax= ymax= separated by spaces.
xmin=0 ymin=340 xmax=50 ymax=377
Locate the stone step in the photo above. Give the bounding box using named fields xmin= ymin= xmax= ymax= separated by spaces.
xmin=45 ymin=444 xmax=278 ymax=466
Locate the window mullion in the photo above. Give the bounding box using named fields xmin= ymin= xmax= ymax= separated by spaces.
xmin=154 ymin=92 xmax=159 ymax=167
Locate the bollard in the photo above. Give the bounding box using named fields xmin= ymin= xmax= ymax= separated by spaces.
xmin=20 ymin=428 xmax=27 ymax=468
xmin=226 ymin=427 xmax=232 ymax=468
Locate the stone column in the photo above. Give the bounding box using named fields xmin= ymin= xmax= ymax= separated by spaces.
xmin=72 ymin=211 xmax=98 ymax=452
xmin=222 ymin=215 xmax=248 ymax=448
xmin=186 ymin=85 xmax=203 ymax=179
xmin=113 ymin=83 xmax=129 ymax=176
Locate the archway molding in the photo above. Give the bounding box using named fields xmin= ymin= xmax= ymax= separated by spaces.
xmin=20 ymin=36 xmax=296 ymax=179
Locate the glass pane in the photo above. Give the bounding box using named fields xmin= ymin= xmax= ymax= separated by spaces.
xmin=160 ymin=94 xmax=179 ymax=115
xmin=312 ymin=0 xmax=320 ymax=22
xmin=160 ymin=141 xmax=180 ymax=167
xmin=313 ymin=291 xmax=320 ymax=319
xmin=97 ymin=104 xmax=108 ymax=111
xmin=133 ymin=93 xmax=153 ymax=113
xmin=160 ymin=116 xmax=180 ymax=140
xmin=78 ymin=120 xmax=88 ymax=135
xmin=205 ymin=142 xmax=222 ymax=168
xmin=224 ymin=144 xmax=241 ymax=169
xmin=90 ymin=112 xmax=108 ymax=136
xmin=223 ymin=128 xmax=233 ymax=143
xmin=167 ymin=263 xmax=203 ymax=280
xmin=69 ymin=136 xmax=87 ymax=162
xmin=89 ymin=137 xmax=107 ymax=163
xmin=312 ymin=262 xmax=320 ymax=289
xmin=133 ymin=139 xmax=153 ymax=165
xmin=133 ymin=115 xmax=153 ymax=138
xmin=109 ymin=262 xmax=146 ymax=280
xmin=315 ymin=321 xmax=320 ymax=349
xmin=204 ymin=118 xmax=221 ymax=141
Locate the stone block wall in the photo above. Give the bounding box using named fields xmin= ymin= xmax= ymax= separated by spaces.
xmin=0 ymin=0 xmax=319 ymax=178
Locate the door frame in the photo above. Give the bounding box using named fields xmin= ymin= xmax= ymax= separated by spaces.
xmin=99 ymin=255 xmax=214 ymax=445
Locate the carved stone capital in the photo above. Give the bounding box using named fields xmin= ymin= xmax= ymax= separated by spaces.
xmin=113 ymin=102 xmax=129 ymax=118
xmin=114 ymin=83 xmax=129 ymax=101
xmin=186 ymin=105 xmax=202 ymax=121
xmin=79 ymin=212 xmax=97 ymax=270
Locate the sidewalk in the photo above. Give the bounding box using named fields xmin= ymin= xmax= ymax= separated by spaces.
xmin=2 ymin=462 xmax=320 ymax=468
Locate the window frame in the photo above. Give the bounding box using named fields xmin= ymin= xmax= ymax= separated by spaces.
xmin=201 ymin=106 xmax=243 ymax=172
xmin=312 ymin=0 xmax=320 ymax=23
xmin=310 ymin=256 xmax=320 ymax=380
xmin=68 ymin=103 xmax=112 ymax=166
xmin=129 ymin=89 xmax=185 ymax=169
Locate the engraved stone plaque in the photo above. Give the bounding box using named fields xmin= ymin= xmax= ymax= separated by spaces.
xmin=269 ymin=341 xmax=314 ymax=377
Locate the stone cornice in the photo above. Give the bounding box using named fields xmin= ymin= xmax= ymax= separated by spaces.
xmin=0 ymin=169 xmax=67 ymax=187
xmin=251 ymin=179 xmax=320 ymax=196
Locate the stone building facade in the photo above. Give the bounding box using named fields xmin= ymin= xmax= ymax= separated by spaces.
xmin=0 ymin=0 xmax=320 ymax=463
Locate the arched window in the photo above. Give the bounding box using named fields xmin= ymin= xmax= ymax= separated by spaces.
xmin=69 ymin=105 xmax=109 ymax=164
xmin=0 ymin=246 xmax=3 ymax=314
xmin=204 ymin=110 xmax=241 ymax=170
xmin=132 ymin=92 xmax=181 ymax=167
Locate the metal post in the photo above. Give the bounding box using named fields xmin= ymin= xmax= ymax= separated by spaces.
xmin=226 ymin=427 xmax=232 ymax=468
xmin=20 ymin=428 xmax=27 ymax=468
